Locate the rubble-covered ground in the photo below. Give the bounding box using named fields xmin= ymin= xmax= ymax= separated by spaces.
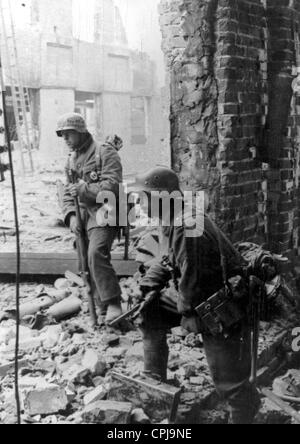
xmin=0 ymin=278 xmax=298 ymax=424
xmin=0 ymin=280 xmax=217 ymax=424
xmin=0 ymin=154 xmax=300 ymax=424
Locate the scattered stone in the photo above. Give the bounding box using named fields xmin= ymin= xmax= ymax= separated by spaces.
xmin=108 ymin=347 xmax=127 ymax=360
xmin=18 ymin=336 xmax=43 ymax=353
xmin=82 ymin=400 xmax=132 ymax=424
xmin=124 ymin=342 xmax=144 ymax=364
xmin=19 ymin=376 xmax=45 ymax=389
xmin=82 ymin=350 xmax=107 ymax=376
xmin=65 ymin=382 xmax=76 ymax=403
xmin=93 ymin=376 xmax=105 ymax=387
xmin=84 ymin=385 xmax=108 ymax=406
xmin=183 ymin=364 xmax=197 ymax=379
xmin=63 ymin=364 xmax=92 ymax=385
xmin=171 ymin=327 xmax=188 ymax=338
xmin=184 ymin=334 xmax=203 ymax=348
xmin=168 ymin=357 xmax=185 ymax=371
xmin=273 ymin=369 xmax=300 ymax=398
xmin=0 ymin=359 xmax=29 ymax=378
xmin=101 ymin=333 xmax=120 ymax=347
xmin=72 ymin=333 xmax=85 ymax=345
xmin=34 ymin=359 xmax=56 ymax=375
xmin=131 ymin=408 xmax=151 ymax=424
xmin=109 ymin=372 xmax=181 ymax=423
xmin=41 ymin=325 xmax=63 ymax=349
xmin=256 ymin=398 xmax=291 ymax=424
xmin=189 ymin=376 xmax=205 ymax=385
xmin=23 ymin=384 xmax=68 ymax=416
xmin=54 ymin=279 xmax=73 ymax=290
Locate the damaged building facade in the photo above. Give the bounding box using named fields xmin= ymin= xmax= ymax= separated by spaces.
xmin=0 ymin=0 xmax=169 ymax=174
xmin=159 ymin=0 xmax=300 ymax=262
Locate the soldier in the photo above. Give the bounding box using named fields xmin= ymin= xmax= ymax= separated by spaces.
xmin=57 ymin=113 xmax=123 ymax=324
xmin=129 ymin=167 xmax=261 ymax=424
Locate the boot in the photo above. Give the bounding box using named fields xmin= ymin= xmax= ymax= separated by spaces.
xmin=142 ymin=329 xmax=169 ymax=382
xmin=105 ymin=302 xmax=122 ymax=324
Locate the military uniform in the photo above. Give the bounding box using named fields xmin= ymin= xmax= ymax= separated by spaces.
xmin=139 ymin=211 xmax=260 ymax=424
xmin=63 ymin=133 xmax=123 ymax=307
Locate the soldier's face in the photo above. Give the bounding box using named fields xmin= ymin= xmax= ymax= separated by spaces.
xmin=61 ymin=130 xmax=81 ymax=151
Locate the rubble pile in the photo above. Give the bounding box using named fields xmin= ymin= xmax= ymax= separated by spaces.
xmin=0 ymin=160 xmax=70 ymax=254
xmin=0 ymin=274 xmax=297 ymax=424
xmin=0 ymin=279 xmax=216 ymax=424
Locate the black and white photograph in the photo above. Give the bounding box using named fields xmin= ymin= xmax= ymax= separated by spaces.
xmin=0 ymin=0 xmax=300 ymax=428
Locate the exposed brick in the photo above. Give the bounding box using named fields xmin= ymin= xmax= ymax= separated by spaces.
xmin=160 ymin=0 xmax=300 ymax=256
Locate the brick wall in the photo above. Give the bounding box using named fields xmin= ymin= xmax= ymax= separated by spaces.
xmin=159 ymin=0 xmax=300 ymax=258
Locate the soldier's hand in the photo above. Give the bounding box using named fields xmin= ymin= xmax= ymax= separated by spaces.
xmin=70 ymin=216 xmax=81 ymax=235
xmin=67 ymin=180 xmax=85 ymax=198
xmin=68 ymin=184 xmax=79 ymax=198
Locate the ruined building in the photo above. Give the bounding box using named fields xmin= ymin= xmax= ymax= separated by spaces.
xmin=0 ymin=0 xmax=168 ymax=174
xmin=159 ymin=0 xmax=300 ymax=262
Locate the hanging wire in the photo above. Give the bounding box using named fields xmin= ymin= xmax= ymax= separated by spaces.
xmin=0 ymin=47 xmax=21 ymax=425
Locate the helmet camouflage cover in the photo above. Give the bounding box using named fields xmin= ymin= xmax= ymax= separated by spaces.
xmin=128 ymin=167 xmax=181 ymax=194
xmin=56 ymin=113 xmax=88 ymax=137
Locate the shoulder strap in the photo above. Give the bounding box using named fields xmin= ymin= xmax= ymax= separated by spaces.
xmin=209 ymin=218 xmax=229 ymax=287
xmin=95 ymin=143 xmax=102 ymax=174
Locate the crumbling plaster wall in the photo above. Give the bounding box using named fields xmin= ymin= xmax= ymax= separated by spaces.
xmin=159 ymin=0 xmax=300 ymax=259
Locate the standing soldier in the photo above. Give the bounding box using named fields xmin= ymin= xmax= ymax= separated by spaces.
xmin=56 ymin=113 xmax=123 ymax=324
xmin=129 ymin=167 xmax=261 ymax=424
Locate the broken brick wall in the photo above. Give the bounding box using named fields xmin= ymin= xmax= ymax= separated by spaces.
xmin=159 ymin=0 xmax=300 ymax=259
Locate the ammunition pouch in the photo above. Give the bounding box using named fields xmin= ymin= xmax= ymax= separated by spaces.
xmin=195 ymin=279 xmax=248 ymax=337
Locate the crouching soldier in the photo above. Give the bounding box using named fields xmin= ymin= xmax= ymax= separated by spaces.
xmin=56 ymin=113 xmax=123 ymax=324
xmin=129 ymin=167 xmax=261 ymax=424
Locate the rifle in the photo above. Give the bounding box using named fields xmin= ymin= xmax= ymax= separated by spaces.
xmin=249 ymin=275 xmax=263 ymax=385
xmin=66 ymin=159 xmax=97 ymax=327
xmin=0 ymin=144 xmax=7 ymax=182
xmin=108 ymin=290 xmax=158 ymax=328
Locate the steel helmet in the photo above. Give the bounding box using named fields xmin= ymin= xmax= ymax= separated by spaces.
xmin=128 ymin=167 xmax=181 ymax=194
xmin=56 ymin=113 xmax=88 ymax=137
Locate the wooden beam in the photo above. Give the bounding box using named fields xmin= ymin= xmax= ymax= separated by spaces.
xmin=109 ymin=372 xmax=182 ymax=423
xmin=0 ymin=252 xmax=138 ymax=277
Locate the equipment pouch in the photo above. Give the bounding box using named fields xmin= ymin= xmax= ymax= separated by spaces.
xmin=195 ymin=287 xmax=246 ymax=337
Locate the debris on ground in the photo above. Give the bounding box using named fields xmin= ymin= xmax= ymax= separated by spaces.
xmin=0 ymin=162 xmax=300 ymax=424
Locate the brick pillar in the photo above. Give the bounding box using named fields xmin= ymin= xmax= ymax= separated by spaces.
xmin=159 ymin=0 xmax=300 ymax=257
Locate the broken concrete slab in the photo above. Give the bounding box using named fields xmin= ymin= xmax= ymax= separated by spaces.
xmin=23 ymin=384 xmax=68 ymax=416
xmin=0 ymin=359 xmax=29 ymax=378
xmin=62 ymin=364 xmax=92 ymax=385
xmin=19 ymin=376 xmax=45 ymax=389
xmin=82 ymin=400 xmax=132 ymax=424
xmin=82 ymin=350 xmax=107 ymax=377
xmin=83 ymin=385 xmax=108 ymax=406
xmin=41 ymin=325 xmax=63 ymax=349
xmin=17 ymin=336 xmax=43 ymax=353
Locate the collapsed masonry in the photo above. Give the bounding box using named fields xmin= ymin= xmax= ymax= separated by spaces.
xmin=159 ymin=0 xmax=300 ymax=262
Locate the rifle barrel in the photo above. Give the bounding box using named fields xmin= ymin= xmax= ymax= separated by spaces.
xmin=67 ymin=168 xmax=97 ymax=327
